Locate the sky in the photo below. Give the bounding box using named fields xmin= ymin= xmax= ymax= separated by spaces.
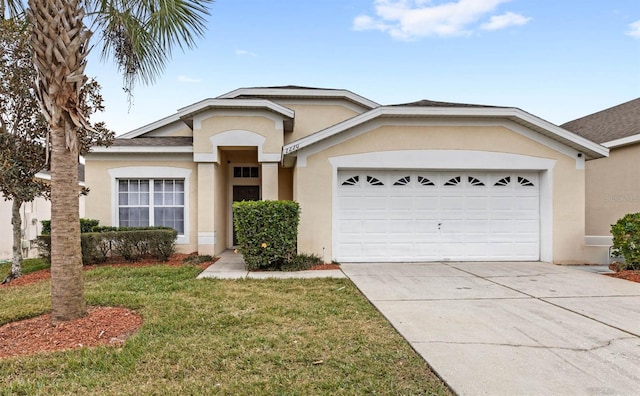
xmin=84 ymin=0 xmax=640 ymax=136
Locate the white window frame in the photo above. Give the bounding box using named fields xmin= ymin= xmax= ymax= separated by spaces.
xmin=109 ymin=167 xmax=191 ymax=244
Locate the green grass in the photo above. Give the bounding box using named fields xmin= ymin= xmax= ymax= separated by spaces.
xmin=0 ymin=265 xmax=452 ymax=395
xmin=0 ymin=258 xmax=50 ymax=279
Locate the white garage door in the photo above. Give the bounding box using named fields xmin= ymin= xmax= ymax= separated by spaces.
xmin=336 ymin=171 xmax=540 ymax=262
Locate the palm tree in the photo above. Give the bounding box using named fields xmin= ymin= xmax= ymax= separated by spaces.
xmin=5 ymin=0 xmax=212 ymax=322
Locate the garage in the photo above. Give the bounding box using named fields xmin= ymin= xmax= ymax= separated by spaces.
xmin=336 ymin=170 xmax=540 ymax=262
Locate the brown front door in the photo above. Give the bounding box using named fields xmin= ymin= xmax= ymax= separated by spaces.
xmin=232 ymin=185 xmax=260 ymax=245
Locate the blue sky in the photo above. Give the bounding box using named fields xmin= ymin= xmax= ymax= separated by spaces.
xmin=85 ymin=0 xmax=640 ymax=135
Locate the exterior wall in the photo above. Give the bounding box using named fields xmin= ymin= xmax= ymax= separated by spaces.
xmin=194 ymin=113 xmax=284 ymax=158
xmin=84 ymin=154 xmax=198 ymax=253
xmin=278 ymin=167 xmax=294 ymax=200
xmin=0 ymin=196 xmax=51 ymax=260
xmin=278 ymin=102 xmax=364 ymax=144
xmin=1 ymin=193 xmax=85 ymax=260
xmin=293 ymin=125 xmax=587 ymax=264
xmin=585 ymin=144 xmax=640 ymax=236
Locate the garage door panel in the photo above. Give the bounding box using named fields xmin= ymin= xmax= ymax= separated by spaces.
xmin=336 ymin=170 xmax=540 ymax=262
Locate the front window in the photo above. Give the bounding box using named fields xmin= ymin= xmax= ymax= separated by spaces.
xmin=118 ymin=179 xmax=185 ymax=234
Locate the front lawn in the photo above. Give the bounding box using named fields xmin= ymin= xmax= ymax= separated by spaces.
xmin=0 ymin=264 xmax=451 ymax=395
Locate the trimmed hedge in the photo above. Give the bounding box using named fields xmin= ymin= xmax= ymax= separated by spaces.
xmin=37 ymin=227 xmax=177 ymax=264
xmin=233 ymin=200 xmax=300 ymax=270
xmin=41 ymin=218 xmax=100 ymax=235
xmin=611 ymin=212 xmax=640 ymax=270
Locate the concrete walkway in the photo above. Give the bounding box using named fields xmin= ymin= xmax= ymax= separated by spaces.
xmin=341 ymin=262 xmax=640 ymax=396
xmin=197 ymin=250 xmax=346 ymax=279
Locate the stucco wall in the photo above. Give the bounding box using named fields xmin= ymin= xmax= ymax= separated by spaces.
xmin=195 ymin=113 xmax=284 ymax=157
xmin=280 ymin=103 xmax=363 ymax=144
xmin=293 ymin=124 xmax=587 ymax=264
xmin=84 ymin=155 xmax=198 ymax=253
xmin=585 ymin=144 xmax=640 ymax=236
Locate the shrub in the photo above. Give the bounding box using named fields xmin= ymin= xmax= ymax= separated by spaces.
xmin=611 ymin=213 xmax=640 ymax=270
xmin=37 ymin=228 xmax=177 ymax=264
xmin=233 ymin=200 xmax=300 ymax=271
xmin=41 ymin=218 xmax=101 ymax=235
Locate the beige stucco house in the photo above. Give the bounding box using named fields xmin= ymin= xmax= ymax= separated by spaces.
xmin=562 ymin=98 xmax=640 ymax=263
xmin=85 ymin=86 xmax=609 ymax=264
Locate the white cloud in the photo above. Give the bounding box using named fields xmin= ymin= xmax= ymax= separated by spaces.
xmin=235 ymin=49 xmax=257 ymax=57
xmin=177 ymin=75 xmax=202 ymax=83
xmin=480 ymin=11 xmax=530 ymax=30
xmin=627 ymin=20 xmax=640 ymax=38
xmin=353 ymin=0 xmax=529 ymax=40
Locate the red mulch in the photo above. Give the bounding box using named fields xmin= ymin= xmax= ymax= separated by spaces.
xmin=0 ymin=253 xmax=215 ymax=359
xmin=606 ymin=270 xmax=640 ymax=283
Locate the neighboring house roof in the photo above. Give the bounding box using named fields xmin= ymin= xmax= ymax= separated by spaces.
xmin=91 ymin=137 xmax=194 ymax=153
xmin=561 ymin=98 xmax=640 ymax=148
xmin=283 ymin=102 xmax=608 ymax=161
xmin=35 ymin=163 xmax=85 ymax=185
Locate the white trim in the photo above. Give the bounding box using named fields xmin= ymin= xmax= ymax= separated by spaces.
xmin=198 ymin=232 xmax=216 ymax=246
xmin=272 ymin=98 xmax=372 ymax=114
xmin=218 ymin=87 xmax=380 ymax=109
xmin=90 ymin=146 xmax=193 ymax=154
xmin=197 ymin=130 xmax=282 ymax=163
xmin=192 ymin=108 xmax=288 ymax=131
xmin=85 ymin=153 xmax=192 ymax=162
xmin=107 ymin=167 xmax=192 ymax=244
xmin=584 ymin=235 xmax=613 ymax=246
xmin=283 ymin=106 xmax=608 ymax=160
xmin=294 ymin=118 xmax=586 ymax=168
xmin=178 ymin=98 xmax=294 ymax=119
xmin=329 ymin=150 xmax=554 ymax=262
xmin=118 ymin=114 xmax=183 ymax=139
xmin=602 ymin=133 xmax=640 ymax=148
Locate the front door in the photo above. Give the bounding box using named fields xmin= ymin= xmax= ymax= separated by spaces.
xmin=232 ymin=185 xmax=260 ymax=245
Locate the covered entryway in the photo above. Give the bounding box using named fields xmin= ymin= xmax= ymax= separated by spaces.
xmin=336 ymin=170 xmax=540 ymax=262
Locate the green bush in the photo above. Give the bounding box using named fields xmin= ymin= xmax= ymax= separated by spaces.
xmin=233 ymin=200 xmax=300 ymax=271
xmin=611 ymin=213 xmax=640 ymax=270
xmin=41 ymin=218 xmax=101 ymax=235
xmin=37 ymin=228 xmax=177 ymax=264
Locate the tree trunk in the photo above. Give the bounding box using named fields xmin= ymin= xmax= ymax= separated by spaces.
xmin=49 ymin=123 xmax=85 ymax=322
xmin=28 ymin=0 xmax=90 ymax=322
xmin=3 ymin=198 xmax=23 ymax=284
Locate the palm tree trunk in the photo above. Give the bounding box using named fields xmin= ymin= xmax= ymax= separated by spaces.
xmin=3 ymin=198 xmax=23 ymax=284
xmin=28 ymin=0 xmax=90 ymax=322
xmin=49 ymin=123 xmax=85 ymax=321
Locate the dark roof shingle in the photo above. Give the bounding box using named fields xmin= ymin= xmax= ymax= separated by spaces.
xmin=111 ymin=137 xmax=193 ymax=147
xmin=561 ymin=98 xmax=640 ymax=144
xmin=390 ymin=99 xmax=506 ymax=109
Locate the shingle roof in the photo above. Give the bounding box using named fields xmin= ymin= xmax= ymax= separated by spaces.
xmin=390 ymin=99 xmax=507 ymax=109
xmin=110 ymin=137 xmax=193 ymax=146
xmin=561 ymin=98 xmax=640 ymax=144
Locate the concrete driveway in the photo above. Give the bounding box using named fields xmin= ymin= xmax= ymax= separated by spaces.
xmin=341 ymin=262 xmax=640 ymax=396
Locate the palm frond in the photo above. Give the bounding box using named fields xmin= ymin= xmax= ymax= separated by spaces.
xmin=86 ymin=0 xmax=212 ymax=91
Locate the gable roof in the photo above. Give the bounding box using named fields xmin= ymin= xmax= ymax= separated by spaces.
xmin=283 ymin=102 xmax=608 ymax=160
xmin=218 ymin=86 xmax=380 ymax=110
xmin=561 ymin=98 xmax=640 ymax=147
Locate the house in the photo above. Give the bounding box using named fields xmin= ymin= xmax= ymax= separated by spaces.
xmin=84 ymin=86 xmax=608 ymax=264
xmin=562 ymin=98 xmax=640 ymax=263
xmin=0 ymin=166 xmax=86 ymax=261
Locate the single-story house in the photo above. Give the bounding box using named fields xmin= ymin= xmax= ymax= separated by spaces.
xmin=562 ymin=98 xmax=640 ymax=263
xmin=85 ymin=86 xmax=609 ymax=264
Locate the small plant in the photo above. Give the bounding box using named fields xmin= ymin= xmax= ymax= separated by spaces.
xmin=280 ymin=253 xmax=323 ymax=271
xmin=182 ymin=254 xmax=215 ymax=265
xmin=611 ymin=212 xmax=640 ymax=270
